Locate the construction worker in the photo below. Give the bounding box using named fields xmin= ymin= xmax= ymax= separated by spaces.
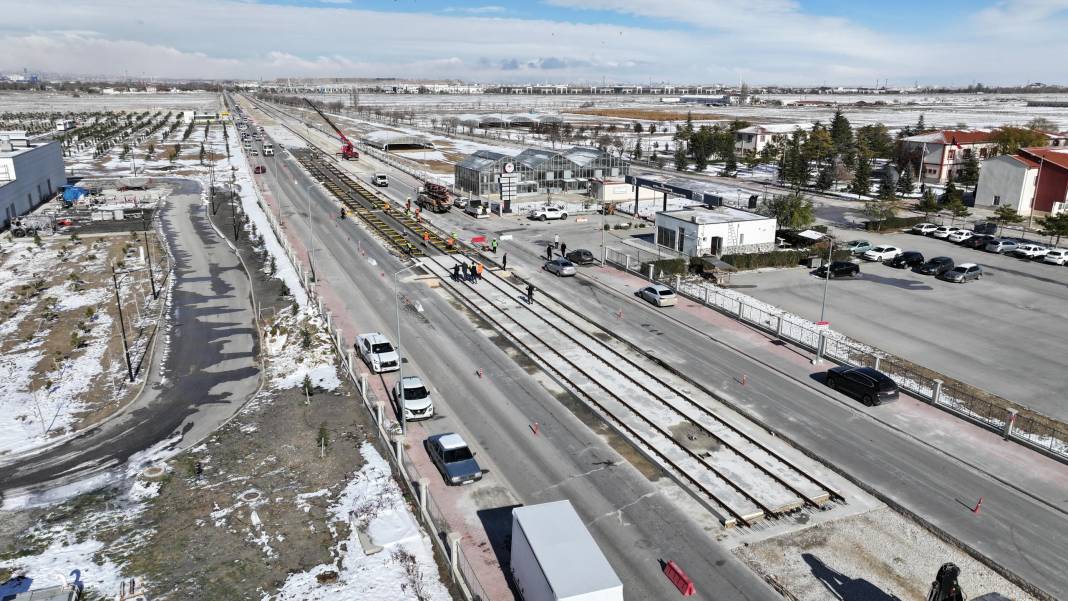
xmin=491 ymin=239 xmax=498 ymax=253
xmin=553 ymin=233 xmax=560 ymax=249
xmin=461 ymin=262 xmax=470 ymax=281
xmin=452 ymin=264 xmax=461 ymax=281
xmin=406 ymin=241 xmax=415 ymax=255
xmin=415 ymin=207 xmax=422 ymax=221
xmin=339 ymin=208 xmax=346 ymax=219
xmin=526 ymin=283 xmax=535 ymax=304
xmin=447 ymin=236 xmax=455 ymax=250
xmin=406 ymin=197 xmax=412 ymax=211
xmin=476 ymin=262 xmax=484 ymax=281
xmin=560 ymin=242 xmax=567 ymax=258
xmin=502 ymin=253 xmax=508 ymax=270
xmin=422 ymin=231 xmax=430 ymax=246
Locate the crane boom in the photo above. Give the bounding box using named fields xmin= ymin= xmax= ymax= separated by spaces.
xmin=303 ymin=98 xmax=358 ymax=160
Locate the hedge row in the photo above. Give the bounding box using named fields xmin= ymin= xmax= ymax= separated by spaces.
xmin=640 ymin=258 xmax=689 ymax=277
xmin=722 ymin=248 xmax=851 ymax=271
xmin=865 ymin=215 xmax=927 ymax=232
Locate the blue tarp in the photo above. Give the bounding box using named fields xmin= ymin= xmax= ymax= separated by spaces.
xmin=63 ymin=186 xmax=87 ymax=202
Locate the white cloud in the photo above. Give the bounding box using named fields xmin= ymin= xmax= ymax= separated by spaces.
xmin=444 ymin=5 xmax=506 ymax=13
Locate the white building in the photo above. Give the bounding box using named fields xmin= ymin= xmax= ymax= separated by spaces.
xmin=655 ymin=206 xmax=776 ymax=256
xmin=589 ymin=178 xmax=658 ymax=203
xmin=974 ymin=154 xmax=1040 ymax=212
xmin=734 ymin=125 xmax=795 ymax=155
xmin=902 ymin=130 xmax=997 ymax=184
xmin=0 ymin=132 xmax=66 ymax=229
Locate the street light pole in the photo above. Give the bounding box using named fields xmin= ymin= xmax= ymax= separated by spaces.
xmin=816 ymin=228 xmax=834 ymax=363
xmin=143 ymin=230 xmax=158 ymax=299
xmin=111 ymin=266 xmax=134 ymax=382
xmin=296 ymin=178 xmax=317 ymax=283
xmin=394 ymin=261 xmax=421 ymax=434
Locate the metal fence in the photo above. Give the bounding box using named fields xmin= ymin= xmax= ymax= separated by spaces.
xmin=605 ymin=245 xmax=1068 ymax=462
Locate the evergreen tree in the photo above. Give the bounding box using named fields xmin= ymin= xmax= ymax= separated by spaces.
xmin=721 ymin=151 xmax=737 ymax=176
xmin=783 ymin=130 xmax=809 ymax=189
xmin=816 ymin=165 xmax=834 ymax=191
xmin=830 ymin=109 xmax=852 ymax=150
xmin=1036 ymin=213 xmax=1068 ymax=245
xmin=915 ymin=114 xmax=926 ymax=133
xmin=849 ymin=146 xmax=872 ymax=196
xmin=673 ymin=145 xmax=689 ymax=172
xmin=633 ymin=122 xmax=643 ymax=134
xmin=633 ymin=137 xmax=643 ymax=160
xmin=993 ymin=205 xmax=1024 ymax=236
xmin=957 ymin=151 xmax=981 ymax=193
xmin=942 ymin=171 xmax=961 ymax=205
xmin=917 ymin=189 xmax=939 ymax=218
xmin=877 ymin=168 xmax=896 ymax=201
xmin=760 ymin=192 xmax=814 ymax=230
xmin=947 ymin=198 xmax=971 ymax=224
xmin=896 ymin=165 xmax=915 ymax=195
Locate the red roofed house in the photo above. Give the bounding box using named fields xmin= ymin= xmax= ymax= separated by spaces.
xmin=975 ymin=147 xmax=1068 ymax=216
xmin=903 ymin=130 xmax=997 ymax=184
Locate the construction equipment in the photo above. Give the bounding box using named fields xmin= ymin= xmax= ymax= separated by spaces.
xmin=416 ymin=182 xmax=452 ymax=213
xmin=303 ymin=99 xmax=358 ymax=160
xmin=927 ymin=563 xmax=966 ymax=601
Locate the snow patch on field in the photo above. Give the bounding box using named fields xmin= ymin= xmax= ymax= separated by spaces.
xmin=273 ymin=442 xmax=450 ymax=601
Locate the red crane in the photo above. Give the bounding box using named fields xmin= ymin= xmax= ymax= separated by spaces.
xmin=303 ymin=98 xmax=359 ymax=160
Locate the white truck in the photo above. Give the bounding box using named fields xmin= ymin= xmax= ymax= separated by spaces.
xmin=464 ymin=197 xmax=489 ymax=218
xmin=355 ymin=332 xmax=400 ymax=373
xmin=510 ymin=501 xmax=623 ymax=601
xmin=263 ymin=143 xmax=274 ymax=156
xmin=528 ymin=205 xmax=568 ymax=221
xmin=373 ymin=173 xmax=389 ymax=187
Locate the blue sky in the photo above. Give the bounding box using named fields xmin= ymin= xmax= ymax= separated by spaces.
xmin=2 ymin=0 xmax=1067 ymax=84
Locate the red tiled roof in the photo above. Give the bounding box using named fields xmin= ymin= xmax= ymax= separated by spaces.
xmin=1021 ymin=147 xmax=1068 ymax=170
xmin=940 ymin=130 xmax=995 ymax=145
xmin=1008 ymin=154 xmax=1042 ymax=169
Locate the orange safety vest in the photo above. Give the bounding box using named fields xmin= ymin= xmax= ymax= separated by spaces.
xmin=476 ymin=263 xmax=484 ymax=275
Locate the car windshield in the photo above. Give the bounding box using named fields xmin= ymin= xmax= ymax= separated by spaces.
xmin=371 ymin=342 xmax=394 ymax=353
xmin=443 ymin=447 xmax=474 ymax=463
xmin=403 ymin=385 xmax=429 ymax=400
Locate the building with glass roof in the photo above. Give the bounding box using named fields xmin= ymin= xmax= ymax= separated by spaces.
xmin=455 ymin=146 xmax=628 ymax=196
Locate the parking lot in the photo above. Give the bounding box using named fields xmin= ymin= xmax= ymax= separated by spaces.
xmin=729 ymin=229 xmax=1068 ymax=421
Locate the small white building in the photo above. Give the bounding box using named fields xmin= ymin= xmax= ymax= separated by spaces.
xmin=54 ymin=119 xmax=75 ymax=131
xmin=655 ymin=206 xmax=776 ymax=256
xmin=589 ymin=178 xmax=658 ymax=203
xmin=974 ymin=154 xmax=1040 ymax=212
xmin=0 ymin=131 xmax=66 ymax=229
xmin=734 ymin=124 xmax=795 ymax=155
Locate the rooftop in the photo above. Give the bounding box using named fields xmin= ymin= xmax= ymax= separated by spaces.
xmin=736 ymin=124 xmax=799 ymax=135
xmin=659 ymin=205 xmax=772 ymax=225
xmin=904 ymin=129 xmax=995 ymax=145
xmin=437 ymin=433 xmax=468 ymax=451
xmin=1020 ymin=147 xmax=1068 ymax=170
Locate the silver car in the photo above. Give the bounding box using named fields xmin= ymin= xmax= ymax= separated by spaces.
xmin=544 ymin=257 xmax=577 ymax=276
xmin=637 ymin=284 xmax=678 ymax=307
xmin=985 ymin=239 xmax=1019 ymax=253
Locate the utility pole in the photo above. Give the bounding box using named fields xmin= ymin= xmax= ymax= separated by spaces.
xmin=112 ymin=267 xmax=134 ymax=382
xmin=143 ymin=230 xmax=158 ymax=299
xmin=230 ymin=168 xmax=239 ymax=240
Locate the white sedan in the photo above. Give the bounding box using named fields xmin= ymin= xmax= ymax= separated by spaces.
xmin=636 ymin=284 xmax=678 ymax=307
xmin=912 ymin=223 xmax=939 ymax=235
xmin=932 ymin=226 xmax=962 ymax=239
xmin=862 ymin=245 xmax=902 ymax=261
xmin=947 ymin=230 xmax=973 ymax=243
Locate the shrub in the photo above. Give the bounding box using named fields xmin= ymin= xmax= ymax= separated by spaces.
xmin=721 ymin=248 xmax=851 ymax=271
xmin=639 ymin=258 xmax=688 ymax=277
xmin=864 ymin=215 xmax=926 ymax=232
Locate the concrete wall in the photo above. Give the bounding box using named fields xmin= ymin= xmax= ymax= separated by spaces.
xmin=590 ymin=181 xmax=658 ymax=202
xmin=0 ymin=141 xmax=66 ymax=228
xmin=974 ymin=156 xmax=1036 ymax=212
xmin=1034 ymin=163 xmax=1068 ymax=214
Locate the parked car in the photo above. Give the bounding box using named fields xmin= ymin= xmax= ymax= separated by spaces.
xmin=425 ymin=433 xmax=483 ymax=485
xmin=947 ymin=230 xmax=974 ymax=243
xmin=916 ymin=256 xmax=954 ymax=276
xmin=842 ymin=240 xmax=872 ymax=254
xmin=355 ymin=332 xmax=400 ymax=373
xmin=973 ymin=222 xmax=999 ymax=235
xmin=392 ymin=375 xmax=434 ymax=421
xmin=528 ymin=205 xmax=568 ymax=221
xmin=825 ymin=366 xmax=900 ymax=406
xmin=887 ymin=251 xmax=924 ymax=269
xmin=862 ymin=245 xmax=902 ymax=261
xmin=814 ymin=261 xmax=860 ymax=278
xmin=911 ymin=223 xmax=939 ymax=235
xmin=940 ymin=263 xmax=984 ymax=283
xmin=565 ymin=249 xmax=596 ymax=265
xmin=373 ymin=173 xmax=389 ymax=187
xmin=1014 ymin=244 xmax=1049 ymax=259
xmin=1043 ymin=248 xmax=1068 ymax=265
xmin=932 ymin=226 xmax=962 ymax=239
xmin=544 ymin=257 xmax=577 ymax=276
xmin=253 ymin=165 xmax=266 ymax=174
xmin=985 ymin=238 xmax=1019 ymax=253
xmin=636 ymin=284 xmax=677 ymax=307
xmin=961 ymin=234 xmax=995 ymax=250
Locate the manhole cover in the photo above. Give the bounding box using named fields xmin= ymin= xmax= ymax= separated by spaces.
xmin=140 ymin=465 xmax=166 ymax=481
xmin=240 ymin=490 xmax=262 ymax=503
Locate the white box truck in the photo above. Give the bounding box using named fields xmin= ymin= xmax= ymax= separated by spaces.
xmin=510 ymin=501 xmax=623 ymax=601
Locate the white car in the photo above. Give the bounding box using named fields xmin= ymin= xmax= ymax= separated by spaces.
xmin=1014 ymin=244 xmax=1049 ymax=259
xmin=947 ymin=230 xmax=973 ymax=243
xmin=356 ymin=332 xmax=400 ymax=373
xmin=912 ymin=223 xmax=939 ymax=235
xmin=862 ymin=245 xmax=902 ymax=261
xmin=1043 ymin=248 xmax=1068 ymax=265
xmin=636 ymin=284 xmax=678 ymax=307
xmin=932 ymin=226 xmax=962 ymax=239
xmin=393 ymin=376 xmax=434 ymax=421
xmin=528 ymin=205 xmax=568 ymax=221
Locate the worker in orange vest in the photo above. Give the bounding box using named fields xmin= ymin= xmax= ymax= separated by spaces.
xmin=415 ymin=207 xmax=422 ymax=221
xmin=446 ymin=236 xmax=454 ymax=249
xmin=422 ymin=231 xmax=430 ymax=246
xmin=476 ymin=262 xmax=484 ymax=281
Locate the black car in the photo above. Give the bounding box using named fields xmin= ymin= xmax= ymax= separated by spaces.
xmin=960 ymin=234 xmax=995 ymax=249
xmin=887 ymin=251 xmax=924 ymax=269
xmin=916 ymin=256 xmax=954 ymax=275
xmin=814 ymin=261 xmax=859 ymax=278
xmin=825 ymin=366 xmax=900 ymax=406
xmin=565 ymin=248 xmax=596 ymax=265
xmin=973 ymin=222 xmax=999 ymax=235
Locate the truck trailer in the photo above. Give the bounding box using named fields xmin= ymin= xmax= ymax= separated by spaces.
xmin=510 ymin=501 xmax=623 ymax=601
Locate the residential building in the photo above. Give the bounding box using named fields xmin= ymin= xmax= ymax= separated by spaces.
xmin=0 ymin=131 xmax=66 ymax=229
xmin=1025 ymin=147 xmax=1068 ymax=215
xmin=654 ymin=206 xmax=776 ymax=256
xmin=734 ymin=125 xmax=794 ymax=155
xmin=454 ymin=146 xmax=627 ymax=197
xmin=975 ymin=147 xmax=1068 ymax=216
xmin=902 ymin=130 xmax=997 ymax=184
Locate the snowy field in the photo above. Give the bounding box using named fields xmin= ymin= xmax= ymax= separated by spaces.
xmin=0 ymin=91 xmax=218 ymax=113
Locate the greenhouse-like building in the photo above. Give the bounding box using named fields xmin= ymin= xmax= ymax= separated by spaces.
xmin=455 ymin=146 xmax=628 ymax=196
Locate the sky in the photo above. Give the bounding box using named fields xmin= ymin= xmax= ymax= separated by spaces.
xmin=0 ymin=0 xmax=1067 ymax=85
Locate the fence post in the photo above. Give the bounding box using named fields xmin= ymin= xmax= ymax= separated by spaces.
xmin=624 ymin=255 xmax=631 ymax=272
xmin=417 ymin=478 xmax=428 ymax=511
xmin=1003 ymin=409 xmax=1017 ymax=440
xmin=813 ymin=333 xmax=827 ymax=364
xmin=932 ymin=379 xmax=944 ymax=405
xmin=360 ymin=373 xmax=368 ymax=399
xmin=347 ymin=348 xmax=355 ymax=373
xmin=674 ymin=274 xmax=680 ymax=291
xmin=776 ymin=316 xmax=784 ymax=339
xmin=873 ymin=356 xmax=881 ymax=371
xmin=392 ymin=435 xmax=406 ymax=475
xmin=647 ymin=262 xmax=654 ymax=280
xmin=447 ymin=532 xmax=462 ymax=582
xmin=336 ymin=328 xmax=343 ymax=352
xmin=703 ymin=285 xmax=709 ymax=305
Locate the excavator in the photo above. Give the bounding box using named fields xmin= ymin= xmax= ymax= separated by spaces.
xmin=927 ymin=563 xmax=966 ymax=601
xmin=303 ymin=98 xmax=359 ymax=160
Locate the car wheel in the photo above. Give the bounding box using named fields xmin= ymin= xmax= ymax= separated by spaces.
xmin=540 ymin=215 xmax=547 ymax=221
xmin=977 ymin=273 xmax=983 ymax=280
xmin=560 ymin=213 xmax=568 ymax=220
xmin=863 ymin=394 xmax=874 ymax=406
xmin=851 ymin=270 xmax=859 ymax=277
xmin=826 ymin=376 xmax=837 ymax=390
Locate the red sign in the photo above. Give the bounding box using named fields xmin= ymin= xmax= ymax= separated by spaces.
xmin=663 ymin=561 xmax=695 ymax=596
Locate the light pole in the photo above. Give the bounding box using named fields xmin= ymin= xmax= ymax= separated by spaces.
xmin=394 ymin=261 xmax=421 ymax=434
xmin=295 ymin=178 xmax=317 ymax=283
xmin=815 ymin=228 xmax=834 ymax=363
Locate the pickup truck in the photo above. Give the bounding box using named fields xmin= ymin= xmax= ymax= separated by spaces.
xmin=528 ymin=205 xmax=568 ymax=221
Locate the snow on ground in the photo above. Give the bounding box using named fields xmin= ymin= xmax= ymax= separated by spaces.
xmin=263 ymin=122 xmax=308 ymax=148
xmin=265 ymin=308 xmax=341 ymax=393
xmin=393 ymin=149 xmax=447 ymax=162
xmin=274 ymin=442 xmax=451 ymax=601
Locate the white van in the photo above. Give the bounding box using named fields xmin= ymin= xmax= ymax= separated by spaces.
xmin=263 ymin=143 xmax=274 ymax=156
xmin=373 ymin=173 xmax=388 ymax=187
xmin=356 ymin=333 xmax=399 ymax=373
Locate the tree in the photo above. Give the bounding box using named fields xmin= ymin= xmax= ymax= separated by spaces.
xmin=957 ymin=151 xmax=981 ymax=193
xmin=877 ymin=168 xmax=896 ymax=201
xmin=864 ymin=199 xmax=899 ymax=230
xmin=896 ymin=165 xmax=915 ymax=195
xmin=633 ymin=122 xmax=644 ymax=134
xmin=632 ymin=136 xmax=643 ymax=160
xmin=1027 ymin=117 xmax=1056 ymax=132
xmin=721 ymin=151 xmax=737 ymax=176
xmin=942 ymin=171 xmax=962 ymax=205
xmin=674 ymin=145 xmax=689 ymax=172
xmin=947 ymin=198 xmax=971 ymax=224
xmin=991 ymin=126 xmax=1049 ymax=155
xmin=917 ymin=189 xmax=939 ymax=218
xmin=816 ymin=165 xmax=834 ymax=191
xmin=782 ymin=129 xmax=809 ymax=189
xmin=849 ymin=146 xmax=872 ymax=196
xmin=992 ymin=205 xmax=1024 ymax=236
xmin=915 ymin=114 xmax=926 ymax=133
xmin=830 ymin=108 xmax=852 ymax=150
xmin=1036 ymin=212 xmax=1068 ymax=245
xmin=760 ymin=192 xmax=814 ymax=230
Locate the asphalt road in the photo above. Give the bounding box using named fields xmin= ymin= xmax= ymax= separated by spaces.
xmin=728 ymin=229 xmax=1068 ymax=421
xmin=250 ymin=132 xmax=785 ymax=601
xmin=0 ymin=179 xmax=261 ymax=501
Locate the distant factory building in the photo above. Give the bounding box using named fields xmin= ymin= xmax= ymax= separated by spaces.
xmin=455 ymin=146 xmax=628 ymax=196
xmin=0 ymin=131 xmax=66 ymax=230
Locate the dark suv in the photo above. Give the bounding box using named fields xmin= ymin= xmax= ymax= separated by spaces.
xmin=825 ymin=366 xmax=900 ymax=406
xmin=887 ymin=251 xmax=924 ymax=269
xmin=916 ymin=256 xmax=954 ymax=275
xmin=814 ymin=261 xmax=859 ymax=278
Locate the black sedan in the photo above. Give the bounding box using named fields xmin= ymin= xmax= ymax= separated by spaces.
xmin=916 ymin=256 xmax=954 ymax=276
xmin=565 ymin=248 xmax=596 ymax=265
xmin=814 ymin=261 xmax=859 ymax=278
xmin=960 ymin=234 xmax=995 ymax=249
xmin=825 ymin=366 xmax=900 ymax=406
xmin=887 ymin=251 xmax=924 ymax=269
